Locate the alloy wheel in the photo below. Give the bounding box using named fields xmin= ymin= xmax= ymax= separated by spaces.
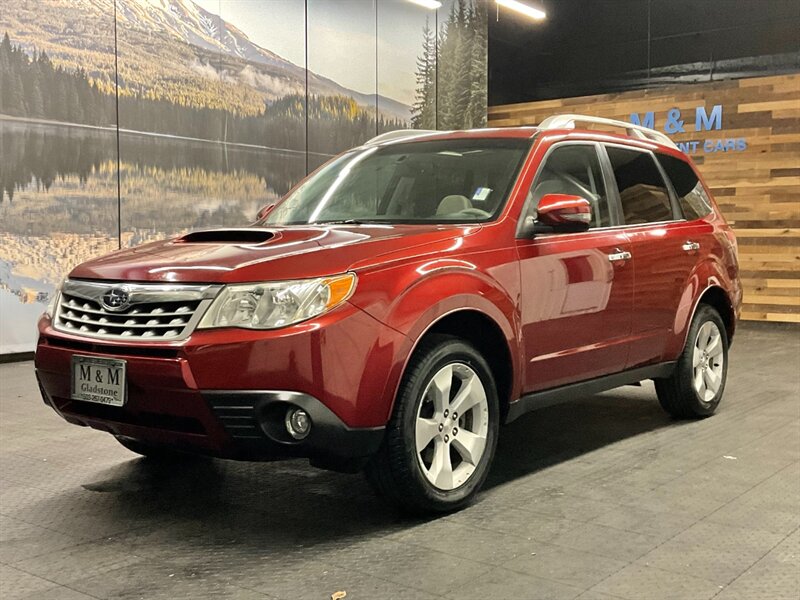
xmin=692 ymin=321 xmax=725 ymax=402
xmin=415 ymin=362 xmax=489 ymax=491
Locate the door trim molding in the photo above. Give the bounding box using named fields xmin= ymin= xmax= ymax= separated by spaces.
xmin=506 ymin=361 xmax=676 ymax=423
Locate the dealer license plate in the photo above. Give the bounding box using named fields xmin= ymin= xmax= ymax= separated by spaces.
xmin=71 ymin=356 xmax=127 ymax=407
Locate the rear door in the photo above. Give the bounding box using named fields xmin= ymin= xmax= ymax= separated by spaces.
xmin=516 ymin=141 xmax=634 ymax=393
xmin=602 ymin=144 xmax=703 ymax=369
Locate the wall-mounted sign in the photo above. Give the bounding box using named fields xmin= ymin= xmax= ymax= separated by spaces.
xmin=630 ymin=105 xmax=747 ymax=154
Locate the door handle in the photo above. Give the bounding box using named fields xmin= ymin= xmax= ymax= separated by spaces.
xmin=607 ymin=249 xmax=632 ymax=262
xmin=682 ymin=241 xmax=700 ymax=252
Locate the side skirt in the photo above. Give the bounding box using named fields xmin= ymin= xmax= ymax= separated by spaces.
xmin=505 ymin=362 xmax=676 ymax=424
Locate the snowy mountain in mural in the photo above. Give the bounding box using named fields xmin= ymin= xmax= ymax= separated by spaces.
xmin=4 ymin=0 xmax=410 ymax=120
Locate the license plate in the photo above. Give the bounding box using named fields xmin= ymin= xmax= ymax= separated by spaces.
xmin=71 ymin=356 xmax=127 ymax=407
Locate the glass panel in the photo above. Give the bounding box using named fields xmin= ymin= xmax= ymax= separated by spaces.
xmin=656 ymin=153 xmax=713 ymax=220
xmin=116 ymin=0 xmax=307 ymax=245
xmin=531 ymin=145 xmax=610 ymax=228
xmin=307 ymin=0 xmax=377 ymax=158
xmin=116 ymin=0 xmax=223 ymax=245
xmin=263 ymin=138 xmax=530 ymax=225
xmin=377 ymin=0 xmax=436 ymax=133
xmin=217 ymin=0 xmax=306 ymax=153
xmin=0 ymin=5 xmax=118 ymax=353
xmin=606 ymin=146 xmax=673 ymax=224
xmin=437 ymin=0 xmax=488 ymax=128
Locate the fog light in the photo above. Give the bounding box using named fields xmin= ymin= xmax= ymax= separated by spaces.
xmin=285 ymin=407 xmax=311 ymax=440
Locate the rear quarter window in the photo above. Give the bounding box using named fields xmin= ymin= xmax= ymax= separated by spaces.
xmin=657 ymin=154 xmax=714 ymax=220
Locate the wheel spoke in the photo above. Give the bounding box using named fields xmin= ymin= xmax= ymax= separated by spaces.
xmin=693 ymin=367 xmax=704 ymax=394
xmin=415 ymin=418 xmax=439 ymax=453
xmin=697 ymin=323 xmax=711 ymax=350
xmin=704 ymin=368 xmax=720 ymax=394
xmin=428 ymin=365 xmax=453 ymax=413
xmin=692 ymin=348 xmax=703 ymax=367
xmin=428 ymin=439 xmax=453 ymax=489
xmin=449 ymin=373 xmax=484 ymax=416
xmin=706 ymin=333 xmax=722 ymax=358
xmin=451 ymin=429 xmax=485 ymax=466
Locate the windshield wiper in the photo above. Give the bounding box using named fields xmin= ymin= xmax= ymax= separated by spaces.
xmin=314 ymin=219 xmax=391 ymax=225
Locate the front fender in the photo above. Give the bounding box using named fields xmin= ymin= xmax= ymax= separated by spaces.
xmin=350 ymin=257 xmax=522 ymax=422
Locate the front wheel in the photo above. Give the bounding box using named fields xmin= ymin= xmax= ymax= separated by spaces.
xmin=366 ymin=336 xmax=500 ymax=513
xmin=655 ymin=304 xmax=729 ymax=418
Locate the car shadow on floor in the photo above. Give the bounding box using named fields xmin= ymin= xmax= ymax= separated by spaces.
xmin=485 ymin=385 xmax=674 ymax=490
xmin=51 ymin=384 xmax=677 ymax=558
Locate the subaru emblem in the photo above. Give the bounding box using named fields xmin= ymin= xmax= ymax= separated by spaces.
xmin=101 ymin=286 xmax=131 ymax=312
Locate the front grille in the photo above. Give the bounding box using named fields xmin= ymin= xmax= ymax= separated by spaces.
xmin=54 ymin=280 xmax=221 ymax=342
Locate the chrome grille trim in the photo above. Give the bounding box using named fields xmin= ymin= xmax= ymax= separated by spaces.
xmin=53 ymin=280 xmax=222 ymax=342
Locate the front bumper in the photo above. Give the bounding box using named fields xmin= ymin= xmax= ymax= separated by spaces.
xmin=34 ymin=302 xmax=403 ymax=466
xmin=36 ymin=374 xmax=384 ymax=466
xmin=204 ymin=390 xmax=384 ymax=463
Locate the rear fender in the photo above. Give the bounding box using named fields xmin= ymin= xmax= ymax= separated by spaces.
xmin=667 ymin=258 xmax=738 ymax=359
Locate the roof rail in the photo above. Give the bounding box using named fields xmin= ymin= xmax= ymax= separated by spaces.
xmin=365 ymin=129 xmax=440 ymax=145
xmin=538 ymin=114 xmax=678 ymax=149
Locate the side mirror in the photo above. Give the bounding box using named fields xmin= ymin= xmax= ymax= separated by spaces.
xmin=255 ymin=203 xmax=275 ymax=222
xmin=535 ymin=194 xmax=592 ymax=233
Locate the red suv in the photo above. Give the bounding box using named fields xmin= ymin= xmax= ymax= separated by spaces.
xmin=35 ymin=114 xmax=741 ymax=512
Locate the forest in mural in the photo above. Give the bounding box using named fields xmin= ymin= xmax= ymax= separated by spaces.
xmin=0 ymin=0 xmax=487 ymax=353
xmin=0 ymin=33 xmax=405 ymax=155
xmin=412 ymin=0 xmax=488 ymax=130
xmin=0 ymin=33 xmax=116 ymax=127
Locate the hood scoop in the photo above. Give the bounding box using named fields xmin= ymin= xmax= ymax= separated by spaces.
xmin=177 ymin=229 xmax=275 ymax=245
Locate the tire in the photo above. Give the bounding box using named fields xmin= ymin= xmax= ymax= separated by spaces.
xmin=115 ymin=436 xmax=201 ymax=461
xmin=655 ymin=304 xmax=729 ymax=418
xmin=366 ymin=335 xmax=500 ymax=513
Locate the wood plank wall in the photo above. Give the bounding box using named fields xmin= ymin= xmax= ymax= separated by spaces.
xmin=488 ymin=74 xmax=800 ymax=323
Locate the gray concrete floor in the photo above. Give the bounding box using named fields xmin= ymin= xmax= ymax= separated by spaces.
xmin=1 ymin=324 xmax=798 ymax=600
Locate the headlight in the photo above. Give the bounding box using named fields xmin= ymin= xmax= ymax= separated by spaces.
xmin=198 ymin=273 xmax=356 ymax=330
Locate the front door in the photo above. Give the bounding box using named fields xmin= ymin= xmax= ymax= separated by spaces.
xmin=516 ymin=142 xmax=634 ymax=393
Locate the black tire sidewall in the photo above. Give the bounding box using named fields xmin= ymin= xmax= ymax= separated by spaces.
xmin=395 ymin=338 xmax=500 ymax=510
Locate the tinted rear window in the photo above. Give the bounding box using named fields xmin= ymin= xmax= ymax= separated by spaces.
xmin=657 ymin=154 xmax=713 ymax=220
xmin=606 ymin=146 xmax=674 ymax=225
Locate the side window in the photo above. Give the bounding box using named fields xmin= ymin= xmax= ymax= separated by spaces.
xmin=656 ymin=153 xmax=713 ymax=220
xmin=606 ymin=146 xmax=674 ymax=224
xmin=530 ymin=144 xmax=610 ymax=228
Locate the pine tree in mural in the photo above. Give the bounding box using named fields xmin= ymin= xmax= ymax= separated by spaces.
xmin=411 ymin=0 xmax=487 ymax=130
xmin=453 ymin=0 xmax=474 ymax=123
xmin=411 ymin=17 xmax=437 ymax=129
xmin=465 ymin=0 xmax=488 ymax=127
xmin=435 ymin=1 xmax=458 ymax=129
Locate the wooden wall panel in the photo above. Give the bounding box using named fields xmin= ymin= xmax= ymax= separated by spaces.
xmin=488 ymin=74 xmax=800 ymax=323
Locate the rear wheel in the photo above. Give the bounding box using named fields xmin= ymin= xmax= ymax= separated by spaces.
xmin=655 ymin=304 xmax=728 ymax=418
xmin=366 ymin=336 xmax=499 ymax=513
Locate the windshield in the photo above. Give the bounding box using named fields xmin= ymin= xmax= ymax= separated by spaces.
xmin=261 ymin=138 xmax=531 ymax=226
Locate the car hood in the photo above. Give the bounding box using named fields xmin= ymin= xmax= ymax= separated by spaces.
xmin=70 ymin=224 xmax=479 ymax=283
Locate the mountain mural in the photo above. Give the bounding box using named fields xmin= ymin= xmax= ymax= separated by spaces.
xmin=2 ymin=0 xmax=410 ymax=121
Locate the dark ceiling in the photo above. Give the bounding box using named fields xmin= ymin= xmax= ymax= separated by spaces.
xmin=488 ymin=0 xmax=800 ymax=106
